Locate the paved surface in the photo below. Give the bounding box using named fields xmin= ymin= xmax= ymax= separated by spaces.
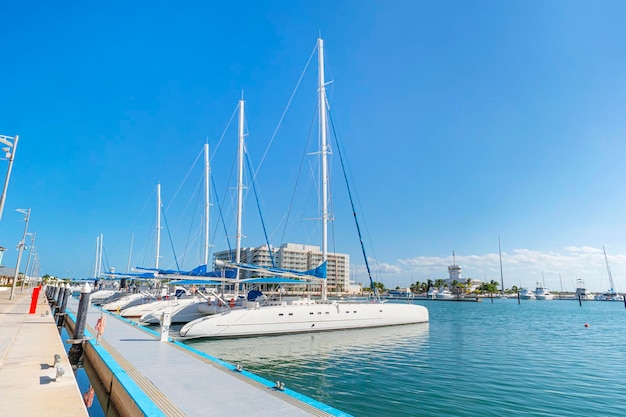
xmin=66 ymin=293 xmax=349 ymax=417
xmin=0 ymin=287 xmax=88 ymax=417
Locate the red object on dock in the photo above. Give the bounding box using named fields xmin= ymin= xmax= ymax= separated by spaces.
xmin=29 ymin=285 xmax=41 ymax=314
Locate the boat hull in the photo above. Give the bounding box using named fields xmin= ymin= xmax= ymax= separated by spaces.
xmin=140 ymin=299 xmax=211 ymax=324
xmin=179 ymin=301 xmax=429 ymax=339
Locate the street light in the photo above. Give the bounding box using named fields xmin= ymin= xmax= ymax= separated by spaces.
xmin=10 ymin=208 xmax=31 ymax=301
xmin=21 ymin=232 xmax=36 ymax=292
xmin=0 ymin=134 xmax=19 ymax=221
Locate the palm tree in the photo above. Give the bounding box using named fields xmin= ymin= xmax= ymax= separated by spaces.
xmin=451 ymin=279 xmax=460 ymax=295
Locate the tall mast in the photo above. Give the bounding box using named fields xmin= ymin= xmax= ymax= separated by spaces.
xmin=498 ymin=236 xmax=504 ymax=294
xmin=156 ymin=183 xmax=161 ymax=269
xmin=126 ymin=233 xmax=134 ymax=273
xmin=204 ymin=143 xmax=210 ymax=265
xmin=93 ymin=235 xmax=100 ymax=278
xmin=235 ymin=98 xmax=245 ymax=297
xmin=318 ymin=37 xmax=329 ymax=300
xmin=98 ymin=234 xmax=104 ymax=277
xmin=603 ymin=245 xmax=616 ymax=292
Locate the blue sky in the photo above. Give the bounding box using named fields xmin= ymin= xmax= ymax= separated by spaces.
xmin=1 ymin=1 xmax=626 ymax=292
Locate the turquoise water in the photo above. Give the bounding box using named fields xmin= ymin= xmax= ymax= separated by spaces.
xmin=185 ymin=299 xmax=626 ymax=416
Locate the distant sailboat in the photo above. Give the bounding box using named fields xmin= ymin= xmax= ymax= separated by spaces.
xmin=595 ymin=246 xmax=622 ymax=301
xmin=497 ymin=236 xmax=506 ymax=298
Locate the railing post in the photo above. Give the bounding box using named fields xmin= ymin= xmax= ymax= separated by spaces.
xmin=57 ymin=283 xmax=70 ymax=328
xmin=73 ymin=283 xmax=91 ymax=340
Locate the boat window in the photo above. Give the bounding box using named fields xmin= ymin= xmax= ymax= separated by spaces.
xmin=279 ymin=313 xmax=284 ymax=316
xmin=288 ymin=313 xmax=293 ymax=316
xmin=309 ymin=312 xmax=314 ymax=315
xmin=325 ymin=312 xmax=329 ymax=314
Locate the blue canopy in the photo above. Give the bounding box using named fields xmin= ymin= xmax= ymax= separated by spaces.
xmin=169 ymin=279 xmax=223 ymax=285
xmin=215 ymin=260 xmax=327 ymax=280
xmin=240 ymin=277 xmax=314 ymax=284
xmin=101 ymin=272 xmax=157 ymax=279
xmin=134 ymin=264 xmax=237 ymax=278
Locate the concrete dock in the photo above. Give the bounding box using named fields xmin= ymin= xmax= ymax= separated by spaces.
xmin=64 ymin=290 xmax=348 ymax=417
xmin=0 ymin=288 xmax=88 ymax=417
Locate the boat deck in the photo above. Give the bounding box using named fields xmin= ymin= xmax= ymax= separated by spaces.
xmin=65 ymin=293 xmax=348 ymax=417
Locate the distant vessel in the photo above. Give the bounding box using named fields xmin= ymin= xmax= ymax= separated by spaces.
xmin=574 ymin=278 xmax=594 ymax=301
xmin=534 ymin=283 xmax=554 ymax=300
xmin=387 ymin=288 xmax=414 ymax=299
xmin=497 ymin=236 xmax=506 ymax=298
xmin=595 ymin=246 xmax=622 ymax=301
xmin=435 ymin=287 xmax=455 ymax=300
xmin=519 ymin=288 xmax=535 ymax=300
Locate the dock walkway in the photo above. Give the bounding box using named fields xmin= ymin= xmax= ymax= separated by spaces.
xmin=0 ymin=288 xmax=88 ymax=417
xmin=65 ymin=293 xmax=349 ymax=417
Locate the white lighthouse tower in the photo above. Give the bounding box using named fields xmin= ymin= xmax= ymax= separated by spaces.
xmin=448 ymin=251 xmax=462 ymax=281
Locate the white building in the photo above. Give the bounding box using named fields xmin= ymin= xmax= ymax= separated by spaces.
xmin=213 ymin=243 xmax=350 ymax=295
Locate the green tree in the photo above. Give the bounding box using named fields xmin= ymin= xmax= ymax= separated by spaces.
xmin=451 ymin=279 xmax=460 ymax=295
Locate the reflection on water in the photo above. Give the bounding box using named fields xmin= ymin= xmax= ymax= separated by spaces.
xmin=186 ymin=323 xmax=429 ymax=366
xmin=182 ymin=300 xmax=626 ymax=417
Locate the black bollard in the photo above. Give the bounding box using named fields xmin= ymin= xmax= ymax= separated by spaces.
xmin=517 ymin=291 xmax=520 ymax=305
xmin=54 ymin=284 xmax=64 ymax=313
xmin=57 ymin=284 xmax=70 ymax=328
xmin=578 ymin=293 xmax=582 ymax=307
xmin=51 ymin=285 xmax=60 ymax=308
xmin=73 ymin=283 xmax=92 ymax=340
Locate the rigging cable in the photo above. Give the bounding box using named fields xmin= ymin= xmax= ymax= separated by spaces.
xmin=253 ymin=43 xmax=318 ymax=182
xmin=160 ymin=205 xmax=181 ymax=272
xmin=210 ymin=174 xmax=233 ymax=260
xmin=327 ymin=110 xmax=377 ymax=298
xmin=244 ymin=151 xmax=277 ymax=268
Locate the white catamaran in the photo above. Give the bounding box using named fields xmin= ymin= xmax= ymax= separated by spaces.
xmin=179 ymin=38 xmax=429 ymax=339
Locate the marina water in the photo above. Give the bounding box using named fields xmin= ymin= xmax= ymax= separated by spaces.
xmin=185 ymin=299 xmax=626 ymax=416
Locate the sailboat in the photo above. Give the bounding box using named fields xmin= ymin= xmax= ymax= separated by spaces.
xmin=497 ymin=236 xmax=507 ymax=299
xmin=594 ymin=246 xmax=622 ymax=301
xmin=178 ymin=38 xmax=429 ymax=339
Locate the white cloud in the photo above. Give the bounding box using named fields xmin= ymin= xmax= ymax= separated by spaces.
xmin=356 ymin=246 xmax=626 ymax=292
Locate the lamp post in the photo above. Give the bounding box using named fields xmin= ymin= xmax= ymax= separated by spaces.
xmin=21 ymin=232 xmax=36 ymax=292
xmin=0 ymin=135 xmax=19 ymax=221
xmin=10 ymin=208 xmax=31 ymax=301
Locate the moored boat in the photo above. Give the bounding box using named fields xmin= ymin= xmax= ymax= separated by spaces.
xmin=178 ymin=37 xmax=429 ymax=340
xmin=519 ymin=288 xmax=535 ymax=300
xmin=534 ymin=284 xmax=554 ymax=300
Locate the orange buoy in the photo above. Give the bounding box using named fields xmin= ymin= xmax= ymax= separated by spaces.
xmin=584 ymin=323 xmax=589 ymax=328
xmin=229 ymin=298 xmax=235 ymax=308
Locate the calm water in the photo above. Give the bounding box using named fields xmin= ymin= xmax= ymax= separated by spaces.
xmin=184 ymin=299 xmax=626 ymax=417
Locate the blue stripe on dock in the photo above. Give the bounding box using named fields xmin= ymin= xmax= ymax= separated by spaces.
xmin=66 ymin=312 xmax=167 ymax=417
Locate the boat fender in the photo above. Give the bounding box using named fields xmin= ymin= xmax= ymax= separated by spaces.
xmin=229 ymin=298 xmax=235 ymax=308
